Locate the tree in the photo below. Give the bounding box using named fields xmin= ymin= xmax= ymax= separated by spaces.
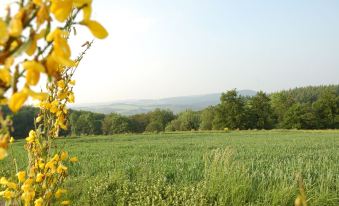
xmin=213 ymin=89 xmax=246 ymax=130
xmin=177 ymin=110 xmax=201 ymax=131
xmin=128 ymin=113 xmax=150 ymax=133
xmin=313 ymin=89 xmax=338 ymax=129
xmin=69 ymin=111 xmax=104 ymax=135
xmin=282 ymin=103 xmax=317 ymax=129
xmin=145 ymin=121 xmax=163 ymax=133
xmin=12 ymin=107 xmax=39 ymax=138
xmin=248 ymin=91 xmax=273 ymax=129
xmin=145 ymin=109 xmax=175 ymax=132
xmin=270 ymin=92 xmax=295 ymax=127
xmin=102 ymin=113 xmax=131 ymax=134
xmin=165 ymin=119 xmax=182 ymax=131
xmin=200 ymin=106 xmax=215 ymax=130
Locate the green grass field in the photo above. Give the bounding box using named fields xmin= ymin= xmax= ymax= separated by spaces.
xmin=1 ymin=130 xmax=338 ymax=205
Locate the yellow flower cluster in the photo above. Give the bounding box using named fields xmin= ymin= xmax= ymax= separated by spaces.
xmin=0 ymin=149 xmax=78 ymax=205
xmin=0 ymin=0 xmax=107 ymax=205
xmin=0 ymin=0 xmax=107 ymax=112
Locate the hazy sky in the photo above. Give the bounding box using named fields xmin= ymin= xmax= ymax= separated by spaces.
xmin=6 ymin=1 xmax=339 ymax=103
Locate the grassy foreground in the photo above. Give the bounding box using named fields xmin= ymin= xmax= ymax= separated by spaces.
xmin=1 ymin=130 xmax=338 ymax=205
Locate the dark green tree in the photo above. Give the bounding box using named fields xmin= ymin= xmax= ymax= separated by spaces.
xmin=313 ymin=89 xmax=338 ymax=129
xmin=270 ymin=92 xmax=295 ymax=127
xmin=248 ymin=91 xmax=273 ymax=129
xmin=213 ymin=89 xmax=246 ymax=130
xmin=199 ymin=106 xmax=215 ymax=130
xmin=282 ymin=103 xmax=317 ymax=129
xmin=102 ymin=113 xmax=131 ymax=134
xmin=177 ymin=110 xmax=200 ymax=131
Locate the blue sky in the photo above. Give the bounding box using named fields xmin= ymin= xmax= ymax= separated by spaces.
xmin=70 ymin=0 xmax=339 ymax=103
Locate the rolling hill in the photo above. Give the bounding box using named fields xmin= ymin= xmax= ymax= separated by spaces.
xmin=71 ymin=90 xmax=256 ymax=115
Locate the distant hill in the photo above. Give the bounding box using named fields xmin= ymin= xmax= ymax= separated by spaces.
xmin=71 ymin=90 xmax=257 ymax=115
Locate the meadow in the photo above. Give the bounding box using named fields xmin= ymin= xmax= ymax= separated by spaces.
xmin=1 ymin=130 xmax=338 ymax=205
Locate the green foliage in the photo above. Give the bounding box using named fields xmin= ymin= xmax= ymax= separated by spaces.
xmin=165 ymin=119 xmax=181 ymax=132
xmin=312 ymin=89 xmax=338 ymax=129
xmin=166 ymin=110 xmax=200 ymax=131
xmin=213 ymin=89 xmax=246 ymax=130
xmin=128 ymin=114 xmax=150 ymax=133
xmin=282 ymin=103 xmax=317 ymax=129
xmin=177 ymin=110 xmax=201 ymax=131
xmin=11 ymin=106 xmax=39 ymax=138
xmin=144 ymin=109 xmax=175 ymax=132
xmin=102 ymin=113 xmax=131 ymax=134
xmin=6 ymin=85 xmax=339 ymax=137
xmin=69 ymin=111 xmax=105 ymax=136
xmin=247 ymin=91 xmax=274 ymax=129
xmin=145 ymin=121 xmax=163 ymax=133
xmin=199 ymin=106 xmax=215 ymax=130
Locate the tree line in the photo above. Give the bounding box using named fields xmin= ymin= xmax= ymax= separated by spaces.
xmin=7 ymin=85 xmax=339 ymax=138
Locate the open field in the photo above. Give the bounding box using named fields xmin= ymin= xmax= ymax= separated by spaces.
xmin=1 ymin=130 xmax=338 ymax=205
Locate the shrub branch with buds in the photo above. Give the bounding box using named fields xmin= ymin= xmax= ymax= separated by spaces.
xmin=0 ymin=0 xmax=107 ymax=205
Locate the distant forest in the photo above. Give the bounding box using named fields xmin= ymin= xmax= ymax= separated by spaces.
xmin=6 ymin=84 xmax=339 ymax=138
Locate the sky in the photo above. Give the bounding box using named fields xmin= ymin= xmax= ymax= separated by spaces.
xmin=3 ymin=0 xmax=339 ymax=104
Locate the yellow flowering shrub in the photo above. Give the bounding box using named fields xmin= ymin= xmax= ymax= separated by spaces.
xmin=0 ymin=0 xmax=107 ymax=205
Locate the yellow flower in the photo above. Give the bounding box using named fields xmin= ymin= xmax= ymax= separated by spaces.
xmin=5 ymin=57 xmax=14 ymax=68
xmin=52 ymin=154 xmax=60 ymax=162
xmin=35 ymin=173 xmax=44 ymax=183
xmin=36 ymin=116 xmax=43 ymax=123
xmin=26 ymin=88 xmax=48 ymax=101
xmin=69 ymin=156 xmax=78 ymax=163
xmin=26 ymin=68 xmax=40 ymax=85
xmin=6 ymin=181 xmax=18 ymax=190
xmin=26 ymin=130 xmax=37 ymax=143
xmin=82 ymin=5 xmax=92 ymax=21
xmin=61 ymin=200 xmax=71 ymax=205
xmin=9 ymin=10 xmax=24 ymax=37
xmin=0 ymin=148 xmax=8 ymax=160
xmin=73 ymin=0 xmax=92 ymax=7
xmin=17 ymin=171 xmax=26 ymax=182
xmin=0 ymin=68 xmax=11 ymax=86
xmin=26 ymin=38 xmax=37 ymax=56
xmin=68 ymin=92 xmax=75 ymax=103
xmin=37 ymin=3 xmax=49 ymax=26
xmin=0 ymin=189 xmax=15 ymax=199
xmin=0 ymin=177 xmax=8 ymax=185
xmin=57 ymin=80 xmax=66 ymax=88
xmin=34 ymin=197 xmax=44 ymax=206
xmin=58 ymin=91 xmax=68 ymax=100
xmin=69 ymin=79 xmax=76 ymax=85
xmin=50 ymin=0 xmax=73 ymax=22
xmin=23 ymin=60 xmax=46 ymax=72
xmin=57 ymin=164 xmax=67 ymax=174
xmin=61 ymin=151 xmax=68 ymax=160
xmin=81 ymin=20 xmax=108 ymax=39
xmin=74 ymin=0 xmax=93 ymax=21
xmin=33 ymin=0 xmax=43 ymax=5
xmin=38 ymin=159 xmax=45 ymax=169
xmin=9 ymin=137 xmax=14 ymax=143
xmin=21 ymin=190 xmax=36 ymax=205
xmin=0 ymin=19 xmax=9 ymax=45
xmin=45 ymin=54 xmax=60 ymax=77
xmin=26 ymin=29 xmax=47 ymax=55
xmin=50 ymin=100 xmax=59 ymax=113
xmin=47 ymin=29 xmax=75 ymax=68
xmin=0 ymin=135 xmax=9 ymax=149
xmin=45 ymin=161 xmax=56 ymax=173
xmin=23 ymin=61 xmax=45 ymax=85
xmin=8 ymin=91 xmax=28 ymax=113
xmin=55 ymin=188 xmax=67 ymax=199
